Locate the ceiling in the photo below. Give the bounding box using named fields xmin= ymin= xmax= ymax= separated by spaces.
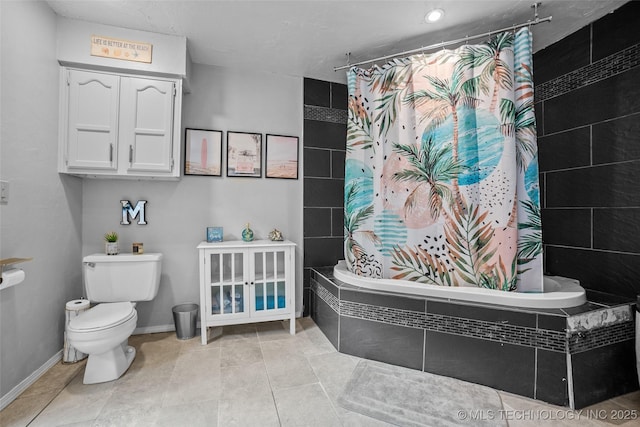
xmin=45 ymin=0 xmax=627 ymax=84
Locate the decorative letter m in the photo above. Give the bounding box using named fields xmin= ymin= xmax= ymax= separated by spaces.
xmin=121 ymin=200 xmax=147 ymax=225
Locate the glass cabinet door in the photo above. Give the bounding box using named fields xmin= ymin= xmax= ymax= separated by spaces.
xmin=252 ymin=249 xmax=287 ymax=315
xmin=209 ymin=251 xmax=246 ymax=316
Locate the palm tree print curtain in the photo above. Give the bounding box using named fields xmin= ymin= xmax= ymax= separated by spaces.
xmin=345 ymin=28 xmax=543 ymax=292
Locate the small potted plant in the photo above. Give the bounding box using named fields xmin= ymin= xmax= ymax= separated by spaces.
xmin=104 ymin=231 xmax=119 ymax=255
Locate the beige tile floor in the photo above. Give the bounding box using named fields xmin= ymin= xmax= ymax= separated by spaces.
xmin=1 ymin=317 xmax=639 ymax=427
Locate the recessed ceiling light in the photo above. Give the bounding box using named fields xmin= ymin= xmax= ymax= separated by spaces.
xmin=425 ymin=8 xmax=444 ymax=23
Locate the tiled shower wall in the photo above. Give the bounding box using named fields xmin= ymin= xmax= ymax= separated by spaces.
xmin=535 ymin=1 xmax=640 ymax=299
xmin=302 ymin=78 xmax=348 ymax=315
xmin=302 ymin=1 xmax=640 ymax=306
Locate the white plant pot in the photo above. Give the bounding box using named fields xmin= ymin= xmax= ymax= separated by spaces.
xmin=105 ymin=242 xmax=119 ymax=255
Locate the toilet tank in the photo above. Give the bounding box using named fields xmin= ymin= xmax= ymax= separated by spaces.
xmin=83 ymin=253 xmax=162 ymax=302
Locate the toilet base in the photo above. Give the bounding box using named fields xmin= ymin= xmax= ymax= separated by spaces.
xmin=82 ymin=341 xmax=136 ymax=384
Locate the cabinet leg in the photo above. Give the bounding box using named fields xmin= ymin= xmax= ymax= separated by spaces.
xmin=201 ymin=326 xmax=208 ymax=345
xmin=289 ymin=316 xmax=296 ymax=335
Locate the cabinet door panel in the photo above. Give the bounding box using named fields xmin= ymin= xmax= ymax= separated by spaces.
xmin=67 ymin=70 xmax=119 ymax=170
xmin=207 ymin=251 xmax=248 ymax=318
xmin=122 ymin=78 xmax=175 ymax=172
xmin=252 ymin=249 xmax=288 ymax=316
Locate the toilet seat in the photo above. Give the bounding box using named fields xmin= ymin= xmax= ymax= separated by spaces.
xmin=69 ymin=302 xmax=135 ymax=332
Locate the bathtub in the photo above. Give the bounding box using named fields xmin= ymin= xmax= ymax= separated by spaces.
xmin=333 ymin=260 xmax=586 ymax=309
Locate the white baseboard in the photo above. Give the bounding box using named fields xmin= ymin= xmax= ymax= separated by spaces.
xmin=133 ymin=316 xmax=301 ymax=336
xmin=133 ymin=323 xmax=176 ymax=335
xmin=0 ymin=350 xmax=63 ymax=411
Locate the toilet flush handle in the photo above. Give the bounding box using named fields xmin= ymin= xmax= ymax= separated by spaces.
xmin=86 ymin=262 xmax=95 ymax=268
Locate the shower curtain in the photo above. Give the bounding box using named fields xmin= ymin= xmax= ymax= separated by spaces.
xmin=344 ymin=28 xmax=543 ymax=292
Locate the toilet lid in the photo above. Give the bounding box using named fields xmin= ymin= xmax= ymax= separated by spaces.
xmin=69 ymin=302 xmax=135 ymax=331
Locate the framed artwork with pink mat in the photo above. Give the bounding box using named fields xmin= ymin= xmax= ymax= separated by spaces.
xmin=184 ymin=128 xmax=223 ymax=176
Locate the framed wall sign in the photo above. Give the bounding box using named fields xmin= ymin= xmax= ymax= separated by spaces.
xmin=227 ymin=131 xmax=262 ymax=178
xmin=265 ymin=134 xmax=299 ymax=179
xmin=90 ymin=35 xmax=153 ymax=63
xmin=184 ymin=129 xmax=223 ymax=176
xmin=206 ymin=227 xmax=223 ymax=242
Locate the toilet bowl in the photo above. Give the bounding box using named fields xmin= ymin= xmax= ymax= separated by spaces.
xmin=68 ymin=302 xmax=137 ymax=384
xmin=68 ymin=253 xmax=162 ymax=384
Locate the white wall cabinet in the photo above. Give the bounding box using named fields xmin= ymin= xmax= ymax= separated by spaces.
xmin=58 ymin=68 xmax=182 ymax=179
xmin=197 ymin=240 xmax=296 ymax=344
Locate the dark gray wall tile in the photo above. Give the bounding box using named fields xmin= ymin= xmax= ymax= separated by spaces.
xmin=331 ymin=208 xmax=344 ymax=237
xmin=534 ymin=26 xmax=591 ymax=85
xmin=331 ymin=83 xmax=348 ymax=110
xmin=303 ymin=287 xmax=310 ymax=317
xmin=592 ymin=113 xmax=640 ymax=164
xmin=536 ymin=349 xmax=568 ymax=406
xmin=311 ymin=289 xmax=339 ymax=349
xmin=425 ymin=331 xmax=535 ymax=398
xmin=342 ymin=289 xmax=425 ymax=312
xmin=571 ymin=340 xmax=639 ymax=409
xmin=540 ymin=173 xmax=545 ymax=208
xmin=312 ymin=270 xmax=340 ymax=297
xmin=544 ymin=67 xmax=640 ymax=134
xmin=586 ymin=289 xmax=635 ymax=306
xmin=304 ymin=119 xmax=347 ymax=150
xmin=304 ymin=177 xmax=344 ymax=207
xmin=537 ymin=314 xmax=567 ymax=332
xmin=535 ymin=7 xmax=640 ymax=300
xmin=304 ymin=207 xmax=332 ymax=237
xmin=427 ymin=301 xmax=536 ymax=328
xmin=304 ymin=267 xmax=311 ymax=287
xmin=340 ymin=316 xmax=424 ymax=370
xmin=304 ymin=148 xmax=331 ymax=177
xmin=304 ymin=78 xmax=330 ymax=107
xmin=331 ymin=150 xmax=345 ymax=178
xmin=535 ymin=101 xmax=544 ymax=137
xmin=304 ymin=237 xmax=343 ymax=267
xmin=545 ymin=246 xmax=640 ymax=298
xmin=545 ymin=161 xmax=640 ymax=208
xmin=593 ymin=208 xmax=640 ymax=253
xmin=541 ymin=208 xmax=591 ymax=247
xmin=538 ymin=127 xmax=590 ymax=172
xmin=592 ymin=1 xmax=640 ymax=61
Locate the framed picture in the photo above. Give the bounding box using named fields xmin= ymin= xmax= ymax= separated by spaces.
xmin=184 ymin=128 xmax=223 ymax=176
xmin=227 ymin=131 xmax=262 ymax=177
xmin=265 ymin=134 xmax=299 ymax=179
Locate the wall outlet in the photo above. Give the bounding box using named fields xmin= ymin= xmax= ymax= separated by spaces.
xmin=0 ymin=180 xmax=9 ymax=204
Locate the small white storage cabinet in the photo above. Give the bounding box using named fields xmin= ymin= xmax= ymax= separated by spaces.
xmin=197 ymin=240 xmax=296 ymax=344
xmin=58 ymin=67 xmax=182 ymax=179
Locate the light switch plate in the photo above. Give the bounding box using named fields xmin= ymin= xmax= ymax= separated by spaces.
xmin=0 ymin=180 xmax=9 ymax=204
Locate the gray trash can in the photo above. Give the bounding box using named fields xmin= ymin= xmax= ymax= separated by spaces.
xmin=172 ymin=303 xmax=198 ymax=340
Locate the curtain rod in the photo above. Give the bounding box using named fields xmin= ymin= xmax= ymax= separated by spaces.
xmin=334 ymin=15 xmax=552 ymax=72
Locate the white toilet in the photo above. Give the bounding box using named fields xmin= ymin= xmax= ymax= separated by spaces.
xmin=67 ymin=253 xmax=162 ymax=384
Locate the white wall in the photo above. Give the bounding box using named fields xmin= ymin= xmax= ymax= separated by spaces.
xmin=56 ymin=16 xmax=188 ymax=78
xmin=82 ymin=63 xmax=304 ymax=329
xmin=0 ymin=3 xmax=303 ymax=405
xmin=0 ymin=0 xmax=83 ymax=398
